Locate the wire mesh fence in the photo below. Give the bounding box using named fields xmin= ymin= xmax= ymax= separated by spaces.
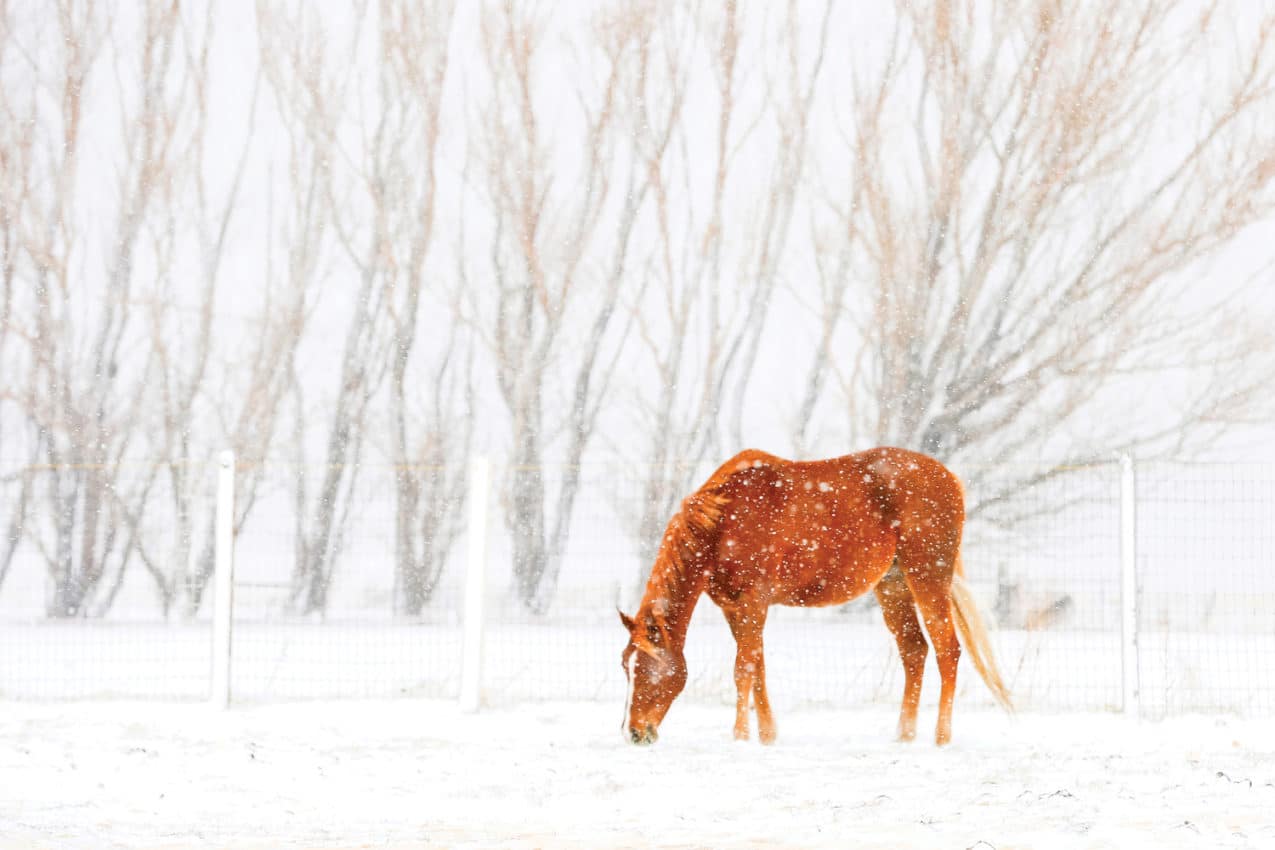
xmin=1134 ymin=462 xmax=1275 ymax=717
xmin=499 ymin=459 xmax=1128 ymax=714
xmin=0 ymin=459 xmax=219 ymax=700
xmin=226 ymin=464 xmax=465 ymax=702
xmin=0 ymin=455 xmax=1271 ymax=718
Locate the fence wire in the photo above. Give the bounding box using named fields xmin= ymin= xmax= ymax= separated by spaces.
xmin=0 ymin=457 xmax=1271 ymax=719
xmin=1134 ymin=462 xmax=1275 ymax=717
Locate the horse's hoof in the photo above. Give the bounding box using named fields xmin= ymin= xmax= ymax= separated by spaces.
xmin=733 ymin=729 xmax=750 ymax=742
xmin=759 ymin=728 xmax=777 ymax=745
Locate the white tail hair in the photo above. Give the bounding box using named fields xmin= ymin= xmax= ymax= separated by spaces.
xmin=951 ymin=556 xmax=1014 ymax=713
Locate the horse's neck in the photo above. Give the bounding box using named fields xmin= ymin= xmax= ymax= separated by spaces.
xmin=640 ymin=554 xmax=708 ymax=651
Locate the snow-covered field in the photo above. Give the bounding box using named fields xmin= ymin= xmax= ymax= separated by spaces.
xmin=3 ymin=699 xmax=1273 ymax=849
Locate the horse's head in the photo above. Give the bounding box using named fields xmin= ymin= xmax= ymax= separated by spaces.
xmin=618 ymin=607 xmax=687 ymax=745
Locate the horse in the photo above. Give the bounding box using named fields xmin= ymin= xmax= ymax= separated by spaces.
xmin=619 ymin=447 xmax=1012 ymax=746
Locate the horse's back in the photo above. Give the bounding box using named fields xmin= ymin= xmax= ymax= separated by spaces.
xmin=700 ymin=447 xmax=965 ymax=608
xmin=814 ymin=448 xmax=966 ymax=551
xmin=703 ymin=448 xmax=788 ymax=488
xmin=706 ymin=447 xmax=962 ymax=516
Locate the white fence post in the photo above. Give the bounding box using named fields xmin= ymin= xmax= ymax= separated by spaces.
xmin=1119 ymin=453 xmax=1139 ymax=716
xmin=210 ymin=450 xmax=236 ymax=709
xmin=460 ymin=455 xmax=491 ymax=713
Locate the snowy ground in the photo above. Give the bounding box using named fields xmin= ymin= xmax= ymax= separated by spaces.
xmin=3 ymin=700 xmax=1273 ymax=849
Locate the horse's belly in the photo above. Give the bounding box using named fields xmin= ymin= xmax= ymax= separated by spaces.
xmin=772 ymin=545 xmax=895 ymax=607
xmin=778 ymin=580 xmax=863 ymax=607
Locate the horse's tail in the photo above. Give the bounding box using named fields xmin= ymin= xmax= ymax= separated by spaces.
xmin=951 ymin=555 xmax=1014 ymax=713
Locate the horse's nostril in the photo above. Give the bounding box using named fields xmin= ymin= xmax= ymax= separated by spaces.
xmin=628 ymin=726 xmax=657 ymax=746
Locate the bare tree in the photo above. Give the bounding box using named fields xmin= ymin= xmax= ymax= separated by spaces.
xmin=610 ymin=3 xmax=701 ymax=575
xmin=717 ymin=0 xmax=831 ymax=452
xmin=259 ymin=0 xmax=468 ymax=616
xmin=616 ymin=1 xmax=831 ymax=575
xmin=467 ymin=1 xmax=652 ymax=613
xmin=8 ymin=0 xmax=194 ymax=616
xmin=258 ymin=1 xmax=391 ymax=615
xmin=0 ymin=1 xmax=303 ymax=616
xmin=791 ymin=10 xmax=895 ymax=458
xmin=180 ymin=182 xmax=314 ymax=616
xmin=389 ymin=329 xmax=472 ymax=616
xmin=369 ymin=0 xmax=469 ymax=616
xmin=816 ymin=0 xmax=1275 ymax=520
xmin=105 ymin=3 xmax=264 ymax=617
xmin=271 ymin=0 xmax=467 ymax=617
xmin=0 ymin=0 xmax=36 ymax=590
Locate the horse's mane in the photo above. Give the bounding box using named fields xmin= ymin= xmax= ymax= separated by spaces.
xmin=662 ymin=488 xmax=731 ymax=578
xmin=637 ymin=451 xmax=784 ymax=648
xmin=639 ymin=486 xmax=730 ymax=642
xmin=652 ymin=450 xmax=780 ymax=584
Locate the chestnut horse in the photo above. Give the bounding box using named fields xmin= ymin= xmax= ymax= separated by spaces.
xmin=619 ymin=447 xmax=1012 ymax=746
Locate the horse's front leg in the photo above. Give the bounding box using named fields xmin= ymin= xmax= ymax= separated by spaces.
xmin=724 ymin=604 xmax=774 ymax=744
xmin=732 ymin=645 xmax=752 ymax=741
xmin=751 ymin=642 xmax=776 ymax=744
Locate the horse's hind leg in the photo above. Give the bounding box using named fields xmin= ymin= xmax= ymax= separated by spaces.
xmin=899 ymin=550 xmax=962 ymax=745
xmin=874 ymin=563 xmax=928 ymax=742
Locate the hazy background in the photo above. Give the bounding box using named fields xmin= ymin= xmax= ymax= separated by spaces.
xmin=2 ymin=0 xmax=1274 ymax=622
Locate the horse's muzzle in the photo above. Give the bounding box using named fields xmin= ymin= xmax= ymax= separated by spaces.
xmin=628 ymin=725 xmax=658 ymax=745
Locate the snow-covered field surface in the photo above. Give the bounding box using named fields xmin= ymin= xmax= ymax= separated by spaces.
xmin=3 ymin=700 xmax=1273 ymax=849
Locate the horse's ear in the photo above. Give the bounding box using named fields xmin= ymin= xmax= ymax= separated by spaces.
xmin=618 ymin=607 xmax=636 ymax=632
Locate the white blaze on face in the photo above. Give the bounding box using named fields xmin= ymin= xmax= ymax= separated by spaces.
xmin=622 ymin=650 xmax=638 ymax=734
